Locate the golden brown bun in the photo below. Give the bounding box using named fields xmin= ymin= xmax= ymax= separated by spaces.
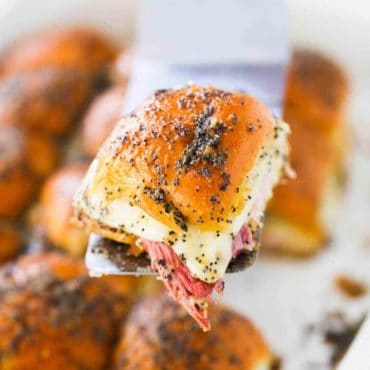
xmin=268 ymin=118 xmax=335 ymax=234
xmin=40 ymin=164 xmax=88 ymax=256
xmin=0 ymin=28 xmax=118 ymax=77
xmin=264 ymin=50 xmax=348 ymax=254
xmin=0 ymin=252 xmax=139 ymax=370
xmin=0 ymin=69 xmax=96 ymax=135
xmin=0 ymin=172 xmax=34 ymax=219
xmin=0 ymin=222 xmax=22 ymax=264
xmin=283 ymin=49 xmax=348 ymax=132
xmin=85 ymin=85 xmax=275 ymax=234
xmin=0 ymin=127 xmax=58 ymax=218
xmin=22 ymin=131 xmax=59 ymax=178
xmin=81 ymin=85 xmax=125 ymax=157
xmin=262 ymin=215 xmax=327 ymax=256
xmin=113 ymin=294 xmax=272 ymax=370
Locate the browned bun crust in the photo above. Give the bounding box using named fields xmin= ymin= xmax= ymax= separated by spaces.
xmin=40 ymin=164 xmax=89 ymax=256
xmin=0 ymin=127 xmax=35 ymax=218
xmin=0 ymin=222 xmax=22 ymax=264
xmin=81 ymin=85 xmax=125 ymax=157
xmin=283 ymin=49 xmax=348 ymax=132
xmin=0 ymin=68 xmax=96 ymax=135
xmin=265 ymin=50 xmax=348 ymax=254
xmin=92 ymin=85 xmax=275 ymax=233
xmin=0 ymin=167 xmax=35 ymax=219
xmin=0 ymin=126 xmax=59 ymax=219
xmin=0 ymin=28 xmax=118 ymax=77
xmin=268 ymin=116 xmax=337 ymax=234
xmin=22 ymin=131 xmax=59 ymax=178
xmin=113 ymin=293 xmax=272 ymax=370
xmin=0 ymin=252 xmax=139 ymax=370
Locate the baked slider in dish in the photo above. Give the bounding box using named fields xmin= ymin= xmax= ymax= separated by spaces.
xmin=81 ymin=85 xmax=126 ymax=157
xmin=0 ymin=222 xmax=22 ymax=264
xmin=0 ymin=27 xmax=118 ymax=78
xmin=39 ymin=164 xmax=89 ymax=256
xmin=263 ymin=50 xmax=349 ymax=255
xmin=73 ymin=85 xmax=290 ymax=330
xmin=0 ymin=252 xmax=138 ymax=370
xmin=0 ymin=68 xmax=96 ymax=135
xmin=0 ymin=126 xmax=58 ymax=219
xmin=113 ymin=293 xmax=272 ymax=370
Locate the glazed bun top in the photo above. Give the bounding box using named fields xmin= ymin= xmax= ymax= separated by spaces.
xmin=267 ymin=50 xmax=348 ymax=233
xmin=0 ymin=28 xmax=118 ymax=76
xmin=88 ymin=85 xmax=277 ymax=232
xmin=0 ymin=126 xmax=58 ymax=178
xmin=81 ymin=85 xmax=126 ymax=157
xmin=113 ymin=293 xmax=272 ymax=370
xmin=0 ymin=252 xmax=139 ymax=370
xmin=0 ymin=126 xmax=58 ymax=217
xmin=284 ymin=49 xmax=348 ymax=132
xmin=40 ymin=164 xmax=89 ymax=255
xmin=0 ymin=68 xmax=96 ymax=135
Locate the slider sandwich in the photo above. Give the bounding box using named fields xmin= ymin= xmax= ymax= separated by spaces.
xmin=113 ymin=293 xmax=273 ymax=370
xmin=73 ymin=85 xmax=290 ymax=330
xmin=263 ymin=50 xmax=348 ymax=255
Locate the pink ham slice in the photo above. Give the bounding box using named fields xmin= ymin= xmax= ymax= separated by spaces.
xmin=232 ymin=223 xmax=254 ymax=258
xmin=141 ymin=223 xmax=253 ymax=331
xmin=141 ymin=239 xmax=216 ymax=331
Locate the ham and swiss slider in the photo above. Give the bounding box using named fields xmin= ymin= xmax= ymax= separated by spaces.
xmin=73 ymin=85 xmax=291 ymax=330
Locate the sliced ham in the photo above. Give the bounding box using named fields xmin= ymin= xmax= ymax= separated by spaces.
xmin=142 ymin=239 xmax=215 ymax=330
xmin=141 ymin=222 xmax=254 ymax=331
xmin=232 ymin=223 xmax=254 ymax=258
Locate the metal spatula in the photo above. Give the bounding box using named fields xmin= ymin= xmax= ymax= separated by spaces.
xmin=336 ymin=313 xmax=370 ymax=370
xmin=85 ymin=0 xmax=289 ymax=276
